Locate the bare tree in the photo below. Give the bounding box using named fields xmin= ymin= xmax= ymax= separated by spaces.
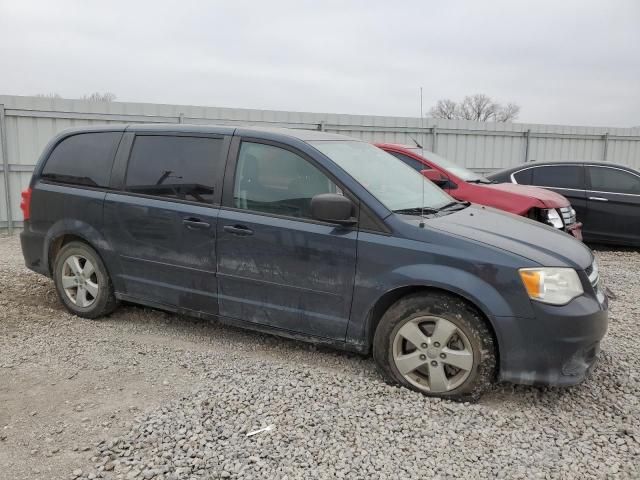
xmin=458 ymin=94 xmax=498 ymax=121
xmin=82 ymin=92 xmax=117 ymax=102
xmin=35 ymin=93 xmax=62 ymax=98
xmin=428 ymin=94 xmax=520 ymax=122
xmin=495 ymin=102 xmax=520 ymax=122
xmin=428 ymin=99 xmax=458 ymax=120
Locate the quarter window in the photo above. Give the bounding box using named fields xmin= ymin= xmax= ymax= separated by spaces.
xmin=42 ymin=132 xmax=121 ymax=187
xmin=531 ymin=165 xmax=584 ymax=190
xmin=125 ymin=135 xmax=225 ymax=204
xmin=233 ymin=142 xmax=339 ymax=219
xmin=387 ymin=152 xmax=429 ymax=172
xmin=512 ymin=169 xmax=532 ymax=184
xmin=587 ymin=167 xmax=640 ymax=194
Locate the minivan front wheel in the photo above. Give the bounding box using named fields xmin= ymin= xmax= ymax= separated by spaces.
xmin=373 ymin=292 xmax=496 ymax=401
xmin=53 ymin=241 xmax=117 ymax=319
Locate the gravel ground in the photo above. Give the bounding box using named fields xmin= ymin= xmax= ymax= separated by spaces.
xmin=0 ymin=234 xmax=638 ymax=480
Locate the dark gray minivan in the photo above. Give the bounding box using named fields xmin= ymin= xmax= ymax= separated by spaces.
xmin=20 ymin=125 xmax=608 ymax=400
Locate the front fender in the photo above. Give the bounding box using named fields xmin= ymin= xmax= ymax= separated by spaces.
xmin=389 ymin=263 xmax=518 ymax=319
xmin=346 ymin=262 xmax=533 ymax=355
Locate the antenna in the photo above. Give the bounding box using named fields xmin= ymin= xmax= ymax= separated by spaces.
xmin=408 ymin=136 xmax=423 ymax=149
xmin=419 ymin=87 xmax=425 ymax=228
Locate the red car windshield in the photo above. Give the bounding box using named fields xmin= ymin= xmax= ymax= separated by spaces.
xmin=406 ymin=148 xmax=491 ymax=184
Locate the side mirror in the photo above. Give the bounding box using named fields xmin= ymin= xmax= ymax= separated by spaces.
xmin=422 ymin=169 xmax=450 ymax=188
xmin=311 ymin=193 xmax=357 ymax=225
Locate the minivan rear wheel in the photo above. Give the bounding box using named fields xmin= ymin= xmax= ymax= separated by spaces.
xmin=373 ymin=291 xmax=496 ymax=401
xmin=53 ymin=241 xmax=117 ymax=319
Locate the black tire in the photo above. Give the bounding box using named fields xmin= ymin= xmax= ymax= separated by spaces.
xmin=373 ymin=291 xmax=496 ymax=401
xmin=53 ymin=241 xmax=118 ymax=319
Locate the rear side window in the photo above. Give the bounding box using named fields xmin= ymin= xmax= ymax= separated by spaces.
xmin=125 ymin=135 xmax=225 ymax=204
xmin=387 ymin=151 xmax=429 ymax=172
xmin=42 ymin=132 xmax=121 ymax=187
xmin=531 ymin=165 xmax=584 ymax=190
xmin=512 ymin=168 xmax=532 ymax=184
xmin=587 ymin=166 xmax=640 ymax=194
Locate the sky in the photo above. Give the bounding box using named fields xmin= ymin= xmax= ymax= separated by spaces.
xmin=0 ymin=0 xmax=639 ymax=127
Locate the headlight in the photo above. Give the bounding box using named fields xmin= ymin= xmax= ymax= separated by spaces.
xmin=542 ymin=209 xmax=563 ymax=229
xmin=519 ymin=267 xmax=584 ymax=305
xmin=591 ymin=257 xmax=598 ymax=277
xmin=588 ymin=257 xmax=599 ymax=286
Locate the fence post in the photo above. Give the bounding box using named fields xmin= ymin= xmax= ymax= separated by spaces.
xmin=178 ymin=113 xmax=184 ymax=124
xmin=0 ymin=104 xmax=12 ymax=233
xmin=524 ymin=129 xmax=531 ymax=163
xmin=318 ymin=121 xmax=325 ymax=132
xmin=602 ymin=132 xmax=609 ymax=162
xmin=432 ymin=126 xmax=438 ymax=153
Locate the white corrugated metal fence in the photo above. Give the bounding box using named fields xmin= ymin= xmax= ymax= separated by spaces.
xmin=1 ymin=94 xmax=639 ymax=230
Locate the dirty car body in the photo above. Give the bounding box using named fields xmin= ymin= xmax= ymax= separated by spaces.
xmin=21 ymin=125 xmax=607 ymax=396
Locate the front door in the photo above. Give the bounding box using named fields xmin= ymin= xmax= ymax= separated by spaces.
xmin=584 ymin=165 xmax=640 ymax=245
xmin=103 ymin=133 xmax=228 ymax=313
xmin=216 ymin=140 xmax=358 ymax=340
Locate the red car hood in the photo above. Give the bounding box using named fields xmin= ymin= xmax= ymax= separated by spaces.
xmin=471 ymin=182 xmax=569 ymax=214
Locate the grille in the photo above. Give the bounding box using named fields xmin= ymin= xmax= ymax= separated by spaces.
xmin=559 ymin=206 xmax=576 ymax=227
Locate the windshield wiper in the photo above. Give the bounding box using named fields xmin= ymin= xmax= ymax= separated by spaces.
xmin=393 ymin=201 xmax=469 ymax=216
xmin=437 ymin=200 xmax=470 ymax=211
xmin=467 ymin=179 xmax=494 ymax=184
xmin=393 ymin=206 xmax=440 ymax=215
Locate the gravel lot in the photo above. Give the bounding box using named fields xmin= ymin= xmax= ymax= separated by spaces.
xmin=0 ymin=234 xmax=638 ymax=479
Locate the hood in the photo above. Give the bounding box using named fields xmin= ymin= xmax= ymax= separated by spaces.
xmin=474 ymin=183 xmax=569 ymax=213
xmin=424 ymin=205 xmax=592 ymax=269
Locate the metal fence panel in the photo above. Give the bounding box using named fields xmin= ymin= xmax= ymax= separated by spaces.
xmin=1 ymin=94 xmax=639 ymax=230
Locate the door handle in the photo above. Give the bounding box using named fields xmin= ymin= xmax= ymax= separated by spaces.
xmin=588 ymin=196 xmax=609 ymax=202
xmin=223 ymin=224 xmax=254 ymax=236
xmin=182 ymin=217 xmax=211 ymax=230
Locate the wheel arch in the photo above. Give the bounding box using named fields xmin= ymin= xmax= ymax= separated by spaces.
xmin=48 ymin=233 xmax=88 ymax=274
xmin=44 ymin=220 xmax=116 ymax=278
xmin=364 ymin=284 xmax=500 ymax=368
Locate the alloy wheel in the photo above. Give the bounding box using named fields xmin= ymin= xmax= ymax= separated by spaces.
xmin=61 ymin=254 xmax=99 ymax=308
xmin=392 ymin=315 xmax=474 ymax=393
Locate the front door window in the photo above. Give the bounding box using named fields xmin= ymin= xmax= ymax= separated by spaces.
xmin=233 ymin=142 xmax=339 ymax=219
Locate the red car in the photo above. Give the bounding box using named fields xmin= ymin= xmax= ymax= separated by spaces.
xmin=376 ymin=143 xmax=583 ymax=239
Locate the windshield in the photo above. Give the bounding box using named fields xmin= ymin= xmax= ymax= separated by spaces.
xmin=407 ymin=148 xmax=490 ymax=183
xmin=310 ymin=141 xmax=453 ymax=212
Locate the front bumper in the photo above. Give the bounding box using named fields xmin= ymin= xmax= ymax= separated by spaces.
xmin=496 ymin=293 xmax=608 ymax=386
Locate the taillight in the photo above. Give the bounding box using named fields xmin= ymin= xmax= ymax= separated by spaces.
xmin=20 ymin=187 xmax=32 ymax=221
